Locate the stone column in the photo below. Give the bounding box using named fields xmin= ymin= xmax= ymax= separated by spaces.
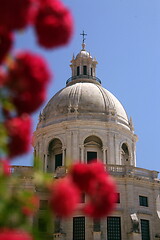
xmin=44 ymin=154 xmax=48 ymax=172
xmin=81 ymin=145 xmax=84 ymax=163
xmin=62 ymin=147 xmax=66 ymax=166
xmin=102 ymin=148 xmax=106 ymax=164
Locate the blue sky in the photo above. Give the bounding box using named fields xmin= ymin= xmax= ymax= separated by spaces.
xmin=12 ymin=0 xmax=160 ymax=172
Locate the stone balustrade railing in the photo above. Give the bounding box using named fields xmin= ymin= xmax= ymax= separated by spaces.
xmin=11 ymin=164 xmax=159 ymax=181
xmin=107 ymin=164 xmax=159 ymax=180
xmin=11 ymin=165 xmax=33 ymax=177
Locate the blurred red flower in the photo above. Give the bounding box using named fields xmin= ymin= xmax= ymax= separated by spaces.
xmin=12 ymin=89 xmax=46 ymax=115
xmin=5 ymin=114 xmax=32 ymax=158
xmin=83 ymin=175 xmax=117 ymax=219
xmin=34 ymin=0 xmax=73 ymax=48
xmin=0 ymin=71 xmax=6 ymax=87
xmin=0 ymin=28 xmax=13 ymax=64
xmin=0 ymin=0 xmax=35 ymax=31
xmin=70 ymin=161 xmax=117 ymax=219
xmin=6 ymin=51 xmax=51 ymax=114
xmin=0 ymin=229 xmax=32 ymax=240
xmin=70 ymin=161 xmax=107 ymax=193
xmin=0 ymin=159 xmax=11 ymax=176
xmin=22 ymin=195 xmax=39 ymax=216
xmin=49 ymin=177 xmax=80 ymax=218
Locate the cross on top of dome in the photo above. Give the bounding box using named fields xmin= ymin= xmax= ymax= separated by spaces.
xmin=80 ymin=30 xmax=87 ymax=50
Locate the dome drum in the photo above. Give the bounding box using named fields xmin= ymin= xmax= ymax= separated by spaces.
xmin=66 ymin=75 xmax=101 ymax=86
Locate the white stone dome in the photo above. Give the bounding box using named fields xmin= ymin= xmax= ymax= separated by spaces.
xmin=40 ymin=82 xmax=129 ymax=129
xmin=76 ymin=49 xmax=92 ymax=59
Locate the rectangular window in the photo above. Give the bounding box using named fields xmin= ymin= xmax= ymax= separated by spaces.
xmin=39 ymin=200 xmax=48 ymax=210
xmin=38 ymin=218 xmax=47 ymax=232
xmin=91 ymin=68 xmax=93 ymax=76
xmin=87 ymin=151 xmax=97 ymax=163
xmin=117 ymin=193 xmax=120 ymax=203
xmin=141 ymin=219 xmax=150 ymax=240
xmin=93 ymin=219 xmax=101 ymax=232
xmin=83 ymin=65 xmax=87 ymax=75
xmin=77 ymin=66 xmax=80 ymax=76
xmin=107 ymin=217 xmax=121 ymax=240
xmin=73 ymin=217 xmax=85 ymax=240
xmin=139 ymin=196 xmax=148 ymax=207
xmin=55 ymin=153 xmax=62 ymax=170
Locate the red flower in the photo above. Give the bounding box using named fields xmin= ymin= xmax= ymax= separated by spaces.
xmin=0 ymin=71 xmax=6 ymax=87
xmin=0 ymin=229 xmax=32 ymax=240
xmin=5 ymin=114 xmax=32 ymax=158
xmin=0 ymin=0 xmax=35 ymax=31
xmin=22 ymin=195 xmax=39 ymax=216
xmin=83 ymin=175 xmax=117 ymax=219
xmin=70 ymin=161 xmax=117 ymax=219
xmin=70 ymin=161 xmax=107 ymax=193
xmin=0 ymin=159 xmax=10 ymax=176
xmin=6 ymin=51 xmax=51 ymax=114
xmin=0 ymin=28 xmax=13 ymax=64
xmin=12 ymin=89 xmax=46 ymax=115
xmin=49 ymin=178 xmax=80 ymax=218
xmin=34 ymin=0 xmax=73 ymax=48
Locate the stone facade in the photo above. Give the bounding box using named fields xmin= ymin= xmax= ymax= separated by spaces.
xmin=13 ymin=43 xmax=160 ymax=240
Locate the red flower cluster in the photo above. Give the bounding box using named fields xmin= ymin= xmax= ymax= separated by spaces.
xmin=34 ymin=0 xmax=73 ymax=48
xmin=0 ymin=28 xmax=13 ymax=64
xmin=5 ymin=115 xmax=32 ymax=158
xmin=0 ymin=0 xmax=73 ymax=62
xmin=6 ymin=51 xmax=51 ymax=114
xmin=49 ymin=178 xmax=80 ymax=218
xmin=0 ymin=159 xmax=11 ymax=176
xmin=49 ymin=161 xmax=117 ymax=219
xmin=70 ymin=161 xmax=117 ymax=219
xmin=83 ymin=175 xmax=117 ymax=219
xmin=0 ymin=229 xmax=32 ymax=240
xmin=22 ymin=195 xmax=39 ymax=216
xmin=0 ymin=0 xmax=34 ymax=31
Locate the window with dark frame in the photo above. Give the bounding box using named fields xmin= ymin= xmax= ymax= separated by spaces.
xmin=83 ymin=65 xmax=87 ymax=75
xmin=73 ymin=216 xmax=85 ymax=240
xmin=77 ymin=66 xmax=80 ymax=76
xmin=55 ymin=153 xmax=62 ymax=170
xmin=141 ymin=219 xmax=150 ymax=240
xmin=87 ymin=151 xmax=97 ymax=163
xmin=38 ymin=218 xmax=47 ymax=232
xmin=139 ymin=196 xmax=148 ymax=207
xmin=91 ymin=67 xmax=93 ymax=76
xmin=116 ymin=193 xmax=120 ymax=203
xmin=107 ymin=217 xmax=121 ymax=240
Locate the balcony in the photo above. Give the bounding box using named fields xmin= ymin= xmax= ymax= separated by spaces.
xmin=66 ymin=75 xmax=101 ymax=85
xmin=11 ymin=164 xmax=159 ymax=182
xmin=107 ymin=164 xmax=159 ymax=181
xmin=11 ymin=165 xmax=33 ymax=178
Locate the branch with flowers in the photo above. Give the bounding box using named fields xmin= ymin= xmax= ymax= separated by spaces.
xmin=0 ymin=0 xmax=117 ymax=239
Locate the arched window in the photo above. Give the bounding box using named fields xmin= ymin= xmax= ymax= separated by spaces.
xmin=91 ymin=67 xmax=93 ymax=76
xmin=83 ymin=65 xmax=87 ymax=75
xmin=121 ymin=143 xmax=129 ymax=164
xmin=47 ymin=138 xmax=63 ymax=172
xmin=84 ymin=135 xmax=103 ymax=163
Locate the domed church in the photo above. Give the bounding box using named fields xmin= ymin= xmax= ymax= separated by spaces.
xmin=31 ymin=40 xmax=160 ymax=240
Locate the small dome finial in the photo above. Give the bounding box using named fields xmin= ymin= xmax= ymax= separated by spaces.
xmin=82 ymin=42 xmax=86 ymax=50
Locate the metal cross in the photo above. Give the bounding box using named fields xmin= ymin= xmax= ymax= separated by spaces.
xmin=80 ymin=31 xmax=87 ymax=43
